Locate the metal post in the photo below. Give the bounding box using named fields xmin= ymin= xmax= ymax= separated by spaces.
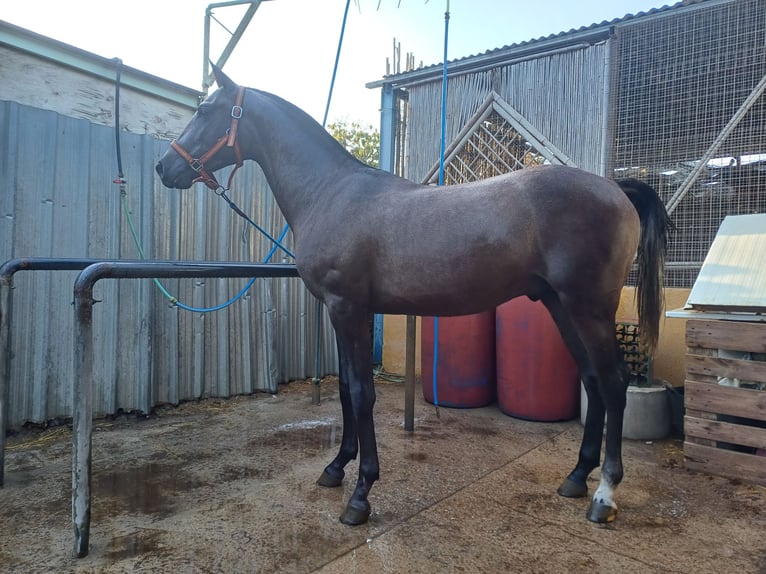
xmin=202 ymin=1 xmax=271 ymax=93
xmin=376 ymin=83 xmax=399 ymax=370
xmin=72 ymin=279 xmax=94 ymax=558
xmin=0 ymin=258 xmax=106 ymax=488
xmin=0 ymin=273 xmax=12 ymax=487
xmin=379 ymin=83 xmax=397 ymax=174
xmin=599 ymin=33 xmax=616 ymax=178
xmin=404 ymin=315 xmax=416 ymax=432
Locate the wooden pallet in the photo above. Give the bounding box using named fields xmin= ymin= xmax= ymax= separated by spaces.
xmin=684 ymin=319 xmax=766 ymax=485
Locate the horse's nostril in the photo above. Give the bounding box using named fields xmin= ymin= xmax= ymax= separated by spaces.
xmin=155 ymin=162 xmax=163 ymax=177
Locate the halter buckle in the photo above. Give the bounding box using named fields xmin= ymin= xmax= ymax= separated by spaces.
xmin=190 ymin=158 xmax=204 ymax=172
xmin=231 ymin=105 xmax=243 ymax=119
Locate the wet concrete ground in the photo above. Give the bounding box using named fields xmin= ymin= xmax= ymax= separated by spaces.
xmin=1 ymin=377 xmax=765 ymax=573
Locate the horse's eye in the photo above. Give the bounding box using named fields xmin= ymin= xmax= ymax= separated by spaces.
xmin=197 ymin=105 xmax=209 ymax=117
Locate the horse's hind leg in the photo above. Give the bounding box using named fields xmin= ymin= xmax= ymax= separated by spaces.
xmin=588 ymin=349 xmax=629 ymax=523
xmin=317 ymin=339 xmax=358 ymax=488
xmin=541 ymin=297 xmax=605 ymax=498
xmin=544 ymin=295 xmax=628 ymax=523
xmin=558 ymin=373 xmax=605 ymax=499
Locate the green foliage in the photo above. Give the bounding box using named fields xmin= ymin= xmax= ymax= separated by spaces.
xmin=328 ymin=121 xmax=380 ymax=168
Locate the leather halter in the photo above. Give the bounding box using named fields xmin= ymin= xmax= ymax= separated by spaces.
xmin=170 ymin=86 xmax=246 ymax=192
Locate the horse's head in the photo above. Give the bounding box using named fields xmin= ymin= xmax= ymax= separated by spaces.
xmin=155 ymin=64 xmax=245 ymax=190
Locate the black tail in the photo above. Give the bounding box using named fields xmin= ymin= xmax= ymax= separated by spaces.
xmin=616 ymin=178 xmax=674 ymax=353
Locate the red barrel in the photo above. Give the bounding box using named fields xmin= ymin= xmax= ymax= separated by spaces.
xmin=421 ymin=311 xmax=496 ymax=408
xmin=496 ymin=297 xmax=579 ymax=421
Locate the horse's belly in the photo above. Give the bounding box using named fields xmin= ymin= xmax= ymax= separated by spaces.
xmin=370 ymin=270 xmax=530 ymax=317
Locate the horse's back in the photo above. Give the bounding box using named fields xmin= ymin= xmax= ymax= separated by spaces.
xmin=425 ymin=165 xmax=641 ymax=265
xmin=298 ymin=164 xmax=640 ymax=316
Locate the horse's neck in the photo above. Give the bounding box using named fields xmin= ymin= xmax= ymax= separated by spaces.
xmin=244 ymin=90 xmax=364 ymax=230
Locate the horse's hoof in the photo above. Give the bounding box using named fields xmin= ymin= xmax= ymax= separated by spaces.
xmin=317 ymin=469 xmax=344 ymax=488
xmin=557 ymin=477 xmax=588 ymax=498
xmin=586 ymin=501 xmax=617 ymax=523
xmin=340 ymin=500 xmax=370 ymax=525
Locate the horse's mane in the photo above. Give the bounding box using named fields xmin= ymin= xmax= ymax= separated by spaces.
xmin=252 ymin=88 xmax=372 ymax=170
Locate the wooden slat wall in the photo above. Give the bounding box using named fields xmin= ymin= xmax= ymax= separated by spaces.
xmin=404 ymin=42 xmax=608 ymax=182
xmin=684 ymin=318 xmax=766 ymax=485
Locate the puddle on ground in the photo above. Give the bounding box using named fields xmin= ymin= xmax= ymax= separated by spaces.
xmin=406 ymin=451 xmax=428 ymax=462
xmin=92 ymin=462 xmax=205 ymax=519
xmin=253 ymin=419 xmax=341 ymax=454
xmin=105 ymin=529 xmax=168 ymax=561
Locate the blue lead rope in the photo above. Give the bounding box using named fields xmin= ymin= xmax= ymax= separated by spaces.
xmin=172 ymin=224 xmax=291 ymax=313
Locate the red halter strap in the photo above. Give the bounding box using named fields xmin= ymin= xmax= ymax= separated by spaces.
xmin=170 ymin=85 xmax=246 ymax=192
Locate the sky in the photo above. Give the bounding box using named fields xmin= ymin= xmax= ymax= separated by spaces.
xmin=3 ymin=0 xmax=672 ymax=127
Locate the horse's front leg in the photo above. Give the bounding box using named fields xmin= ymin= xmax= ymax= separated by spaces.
xmin=317 ymin=339 xmax=358 ymax=487
xmin=326 ymin=300 xmax=378 ymax=525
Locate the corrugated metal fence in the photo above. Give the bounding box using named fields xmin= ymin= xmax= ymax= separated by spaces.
xmin=1 ymin=100 xmax=338 ymax=428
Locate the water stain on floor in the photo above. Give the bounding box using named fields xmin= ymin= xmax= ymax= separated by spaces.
xmin=93 ymin=461 xmax=206 ymax=519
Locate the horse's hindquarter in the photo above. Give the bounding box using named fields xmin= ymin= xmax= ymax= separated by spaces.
xmin=297 ymin=166 xmax=640 ymax=317
xmin=515 ymin=167 xmax=641 ymax=308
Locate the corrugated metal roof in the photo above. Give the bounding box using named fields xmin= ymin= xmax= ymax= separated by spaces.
xmin=367 ymin=0 xmax=731 ymax=89
xmin=686 ymin=214 xmax=766 ymax=312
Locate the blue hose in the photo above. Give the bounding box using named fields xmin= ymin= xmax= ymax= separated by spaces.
xmin=433 ymin=2 xmax=450 ymax=408
xmin=173 ymin=224 xmax=290 ymax=313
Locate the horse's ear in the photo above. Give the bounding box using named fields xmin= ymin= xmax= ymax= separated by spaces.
xmin=210 ymin=62 xmax=237 ymax=91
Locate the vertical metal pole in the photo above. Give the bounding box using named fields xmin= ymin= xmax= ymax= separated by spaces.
xmin=312 ymin=308 xmax=322 ymax=405
xmin=404 ymin=315 xmax=416 ymax=432
xmin=599 ymin=34 xmax=615 ymax=178
xmin=380 ymin=85 xmax=414 ymax=427
xmin=377 ymin=83 xmax=397 ymax=367
xmin=438 ymin=3 xmax=450 ymax=187
xmin=72 ymin=282 xmax=94 ymax=558
xmin=202 ymin=7 xmax=212 ymax=94
xmin=379 ymin=84 xmax=397 ymax=173
xmin=0 ymin=276 xmax=12 ymax=487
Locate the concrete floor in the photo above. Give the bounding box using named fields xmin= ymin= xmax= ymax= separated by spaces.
xmin=1 ymin=377 xmax=765 ymax=573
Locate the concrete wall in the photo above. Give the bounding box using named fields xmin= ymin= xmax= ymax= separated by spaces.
xmin=0 ymin=23 xmax=201 ymax=139
xmin=616 ymin=287 xmax=690 ymax=388
xmin=382 ymin=315 xmax=421 ymax=377
xmin=381 ymin=287 xmax=691 ymax=387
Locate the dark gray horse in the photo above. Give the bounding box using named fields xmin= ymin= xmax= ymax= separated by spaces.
xmin=156 ymin=65 xmax=672 ymax=526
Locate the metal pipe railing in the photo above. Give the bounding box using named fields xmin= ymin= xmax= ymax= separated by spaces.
xmin=0 ymin=257 xmax=299 ymax=490
xmin=69 ymin=260 xmax=299 ymax=557
xmin=1 ymin=258 xmax=112 ymax=488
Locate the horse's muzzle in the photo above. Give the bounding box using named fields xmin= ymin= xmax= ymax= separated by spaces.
xmin=155 ymin=159 xmax=190 ymax=190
